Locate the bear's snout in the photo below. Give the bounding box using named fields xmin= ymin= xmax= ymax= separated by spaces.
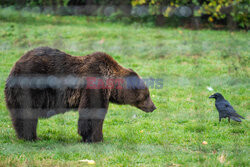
xmin=145 ymin=104 xmax=156 ymax=112
xmin=138 ymin=97 xmax=157 ymax=113
xmin=151 ymin=105 xmax=157 ymax=112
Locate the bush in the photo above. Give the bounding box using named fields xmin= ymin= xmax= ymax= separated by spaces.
xmin=131 ymin=0 xmax=249 ymax=29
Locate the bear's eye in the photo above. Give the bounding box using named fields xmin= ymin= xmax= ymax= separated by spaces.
xmin=139 ymin=94 xmax=149 ymax=102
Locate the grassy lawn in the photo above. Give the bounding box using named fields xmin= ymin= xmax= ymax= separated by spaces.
xmin=0 ymin=8 xmax=249 ymax=166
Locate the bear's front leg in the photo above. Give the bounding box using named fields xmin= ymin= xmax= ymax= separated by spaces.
xmin=78 ymin=89 xmax=109 ymax=143
xmin=78 ymin=117 xmax=104 ymax=143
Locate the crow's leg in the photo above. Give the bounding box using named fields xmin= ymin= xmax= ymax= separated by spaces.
xmin=228 ymin=117 xmax=230 ymax=123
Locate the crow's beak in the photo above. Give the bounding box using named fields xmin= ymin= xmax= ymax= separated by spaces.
xmin=209 ymin=95 xmax=215 ymax=98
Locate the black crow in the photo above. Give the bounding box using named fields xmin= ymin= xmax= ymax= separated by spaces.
xmin=209 ymin=93 xmax=245 ymax=123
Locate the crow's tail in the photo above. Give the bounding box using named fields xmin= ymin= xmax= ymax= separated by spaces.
xmin=230 ymin=116 xmax=242 ymax=122
xmin=237 ymin=114 xmax=245 ymax=119
xmin=234 ymin=112 xmax=245 ymax=119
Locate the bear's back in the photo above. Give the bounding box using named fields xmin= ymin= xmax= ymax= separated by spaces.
xmin=11 ymin=47 xmax=73 ymax=75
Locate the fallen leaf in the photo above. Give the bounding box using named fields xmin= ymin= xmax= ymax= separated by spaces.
xmin=79 ymin=159 xmax=96 ymax=165
xmin=206 ymin=86 xmax=214 ymax=91
xmin=218 ymin=153 xmax=226 ymax=163
xmin=202 ymin=141 xmax=208 ymax=145
xmin=99 ymin=38 xmax=105 ymax=44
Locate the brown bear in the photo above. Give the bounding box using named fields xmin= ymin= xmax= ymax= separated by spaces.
xmin=4 ymin=47 xmax=156 ymax=142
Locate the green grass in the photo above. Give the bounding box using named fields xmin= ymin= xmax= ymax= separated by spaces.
xmin=0 ymin=8 xmax=249 ymax=166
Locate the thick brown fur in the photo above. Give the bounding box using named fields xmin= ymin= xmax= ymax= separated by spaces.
xmin=4 ymin=47 xmax=156 ymax=142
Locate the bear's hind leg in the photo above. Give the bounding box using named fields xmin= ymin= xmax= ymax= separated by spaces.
xmin=11 ymin=113 xmax=38 ymax=141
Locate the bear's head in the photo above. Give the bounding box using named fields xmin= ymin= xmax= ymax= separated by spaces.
xmin=110 ymin=69 xmax=156 ymax=113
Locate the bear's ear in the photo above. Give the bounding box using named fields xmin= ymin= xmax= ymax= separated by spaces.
xmin=128 ymin=68 xmax=135 ymax=72
xmin=128 ymin=68 xmax=138 ymax=76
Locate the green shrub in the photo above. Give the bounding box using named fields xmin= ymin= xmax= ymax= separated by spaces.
xmin=131 ymin=0 xmax=249 ymax=29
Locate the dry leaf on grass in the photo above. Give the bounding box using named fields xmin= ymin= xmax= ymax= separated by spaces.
xmin=206 ymin=86 xmax=214 ymax=91
xmin=79 ymin=159 xmax=96 ymax=165
xmin=202 ymin=141 xmax=208 ymax=145
xmin=218 ymin=153 xmax=226 ymax=163
xmin=99 ymin=38 xmax=105 ymax=44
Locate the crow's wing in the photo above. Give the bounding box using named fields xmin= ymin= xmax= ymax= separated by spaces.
xmin=215 ymin=100 xmax=232 ymax=111
xmin=216 ymin=100 xmax=244 ymax=119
